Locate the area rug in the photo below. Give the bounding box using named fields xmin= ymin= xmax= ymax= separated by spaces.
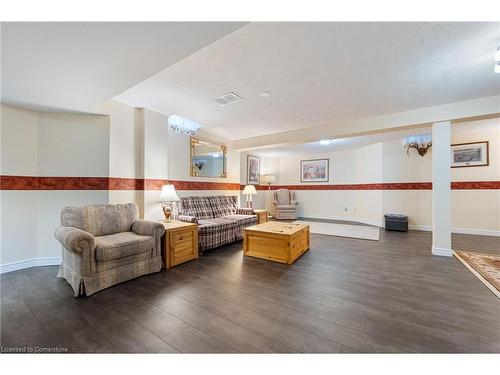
xmin=453 ymin=250 xmax=500 ymax=299
xmin=292 ymin=220 xmax=380 ymax=241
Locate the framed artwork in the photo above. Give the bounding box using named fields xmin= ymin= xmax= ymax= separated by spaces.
xmin=247 ymin=155 xmax=261 ymax=184
xmin=300 ymin=159 xmax=329 ymax=182
xmin=451 ymin=141 xmax=489 ymax=168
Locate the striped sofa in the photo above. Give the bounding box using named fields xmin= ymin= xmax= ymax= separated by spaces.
xmin=178 ymin=196 xmax=257 ymax=253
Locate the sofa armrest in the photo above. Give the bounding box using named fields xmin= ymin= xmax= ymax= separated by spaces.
xmin=54 ymin=226 xmax=95 ymax=255
xmin=236 ymin=208 xmax=254 ymax=215
xmin=178 ymin=215 xmax=198 ymax=223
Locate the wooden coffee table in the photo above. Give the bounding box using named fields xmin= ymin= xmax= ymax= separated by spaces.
xmin=243 ymin=221 xmax=310 ymax=264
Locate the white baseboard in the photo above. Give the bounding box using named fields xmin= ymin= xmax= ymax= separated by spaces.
xmin=409 ymin=225 xmax=500 ymax=237
xmin=300 ymin=215 xmax=500 ymax=237
xmin=300 ymin=213 xmax=383 ymax=227
xmin=432 ymin=246 xmax=453 ymax=257
xmin=408 ymin=224 xmax=432 ymax=231
xmin=0 ymin=257 xmax=62 ymax=274
xmin=450 ymin=227 xmax=500 ymax=237
xmin=302 ymin=214 xmax=500 ymax=237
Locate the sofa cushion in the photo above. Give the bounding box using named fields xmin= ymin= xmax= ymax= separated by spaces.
xmin=95 ymin=232 xmax=154 ymax=262
xmin=60 ymin=206 xmax=85 ymax=230
xmin=197 ymin=215 xmax=257 ymax=251
xmin=207 ymin=195 xmax=238 ymax=218
xmin=61 ymin=204 xmax=139 ymax=236
xmin=223 ymin=214 xmax=258 ymax=226
xmin=275 ymin=189 xmax=292 ymax=205
xmin=179 ymin=196 xmax=214 ymax=220
xmin=197 ymin=217 xmax=240 ymax=231
xmin=275 ymin=204 xmax=296 ymax=210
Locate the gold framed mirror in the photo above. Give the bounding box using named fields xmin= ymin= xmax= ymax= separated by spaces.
xmin=190 ymin=137 xmax=227 ymax=178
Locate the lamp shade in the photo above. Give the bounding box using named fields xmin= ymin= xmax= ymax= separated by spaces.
xmin=242 ymin=185 xmax=257 ymax=195
xmin=159 ymin=184 xmax=180 ymax=202
xmin=261 ymin=174 xmax=277 ymax=185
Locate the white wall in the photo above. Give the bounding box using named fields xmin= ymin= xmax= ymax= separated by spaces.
xmin=1 ymin=105 xmax=38 ymax=175
xmin=143 ymin=108 xmax=169 ymax=221
xmin=254 ymin=118 xmax=500 ymax=234
xmin=1 ymin=104 xmax=110 ymax=271
xmin=250 ymin=144 xmax=385 ymax=226
xmin=381 ymin=118 xmax=500 ymax=233
xmin=37 ymin=112 xmax=109 ymax=177
xmin=451 ymin=120 xmax=500 ymax=233
xmin=96 ymin=101 xmax=144 ymax=213
xmin=1 ymin=106 xmax=39 ymax=265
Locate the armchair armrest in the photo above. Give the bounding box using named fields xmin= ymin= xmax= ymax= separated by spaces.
xmin=272 ymin=200 xmax=279 ymax=206
xmin=236 ymin=208 xmax=254 ymax=215
xmin=178 ymin=215 xmax=198 ymax=224
xmin=54 ymin=226 xmax=95 ymax=255
xmin=132 ymin=219 xmax=166 ymax=258
xmin=131 ymin=219 xmax=166 ymax=237
xmin=291 ymin=200 xmax=299 ymax=206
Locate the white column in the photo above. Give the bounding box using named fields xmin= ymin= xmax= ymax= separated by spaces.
xmin=431 ymin=121 xmax=452 ymax=256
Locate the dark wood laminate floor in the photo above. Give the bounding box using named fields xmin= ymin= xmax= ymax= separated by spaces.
xmin=1 ymin=229 xmax=499 ymax=353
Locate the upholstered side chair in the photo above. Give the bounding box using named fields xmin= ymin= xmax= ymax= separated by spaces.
xmin=55 ymin=203 xmax=165 ymax=297
xmin=273 ymin=189 xmax=299 ymax=220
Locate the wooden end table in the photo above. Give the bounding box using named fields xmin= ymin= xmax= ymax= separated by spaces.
xmin=253 ymin=209 xmax=268 ymax=224
xmin=161 ymin=221 xmax=198 ymax=269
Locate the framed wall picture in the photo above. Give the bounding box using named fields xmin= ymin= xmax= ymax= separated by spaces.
xmin=450 ymin=141 xmax=489 ymax=168
xmin=300 ymin=159 xmax=329 ymax=182
xmin=247 ymin=155 xmax=261 ymax=184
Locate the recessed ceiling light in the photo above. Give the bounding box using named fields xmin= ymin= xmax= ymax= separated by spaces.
xmin=319 ymin=139 xmax=331 ymax=145
xmin=259 ymin=91 xmax=271 ymax=98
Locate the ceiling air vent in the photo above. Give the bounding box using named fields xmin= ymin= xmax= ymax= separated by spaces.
xmin=214 ymin=92 xmax=243 ymax=106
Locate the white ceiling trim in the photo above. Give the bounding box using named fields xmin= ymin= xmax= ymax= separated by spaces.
xmin=232 ymin=94 xmax=500 ymax=150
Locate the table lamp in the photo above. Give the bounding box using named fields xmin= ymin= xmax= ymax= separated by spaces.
xmin=242 ymin=184 xmax=258 ymax=208
xmin=159 ymin=184 xmax=180 ymax=222
xmin=260 ymin=174 xmax=277 ymax=190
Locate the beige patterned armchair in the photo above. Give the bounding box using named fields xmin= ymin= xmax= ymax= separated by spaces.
xmin=55 ymin=203 xmax=165 ymax=297
xmin=273 ymin=189 xmax=299 ymax=220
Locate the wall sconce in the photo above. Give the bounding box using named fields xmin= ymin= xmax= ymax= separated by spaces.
xmin=403 ymin=134 xmax=432 ymax=157
xmin=168 ymin=114 xmax=200 ymax=136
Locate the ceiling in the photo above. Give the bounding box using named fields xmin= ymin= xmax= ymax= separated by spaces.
xmin=254 ymin=117 xmax=500 ymax=157
xmin=114 ymin=22 xmax=500 ymax=140
xmin=1 ymin=22 xmax=245 ymax=112
xmin=2 ymin=22 xmax=499 ymax=141
xmin=255 ymin=125 xmax=432 ymax=157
